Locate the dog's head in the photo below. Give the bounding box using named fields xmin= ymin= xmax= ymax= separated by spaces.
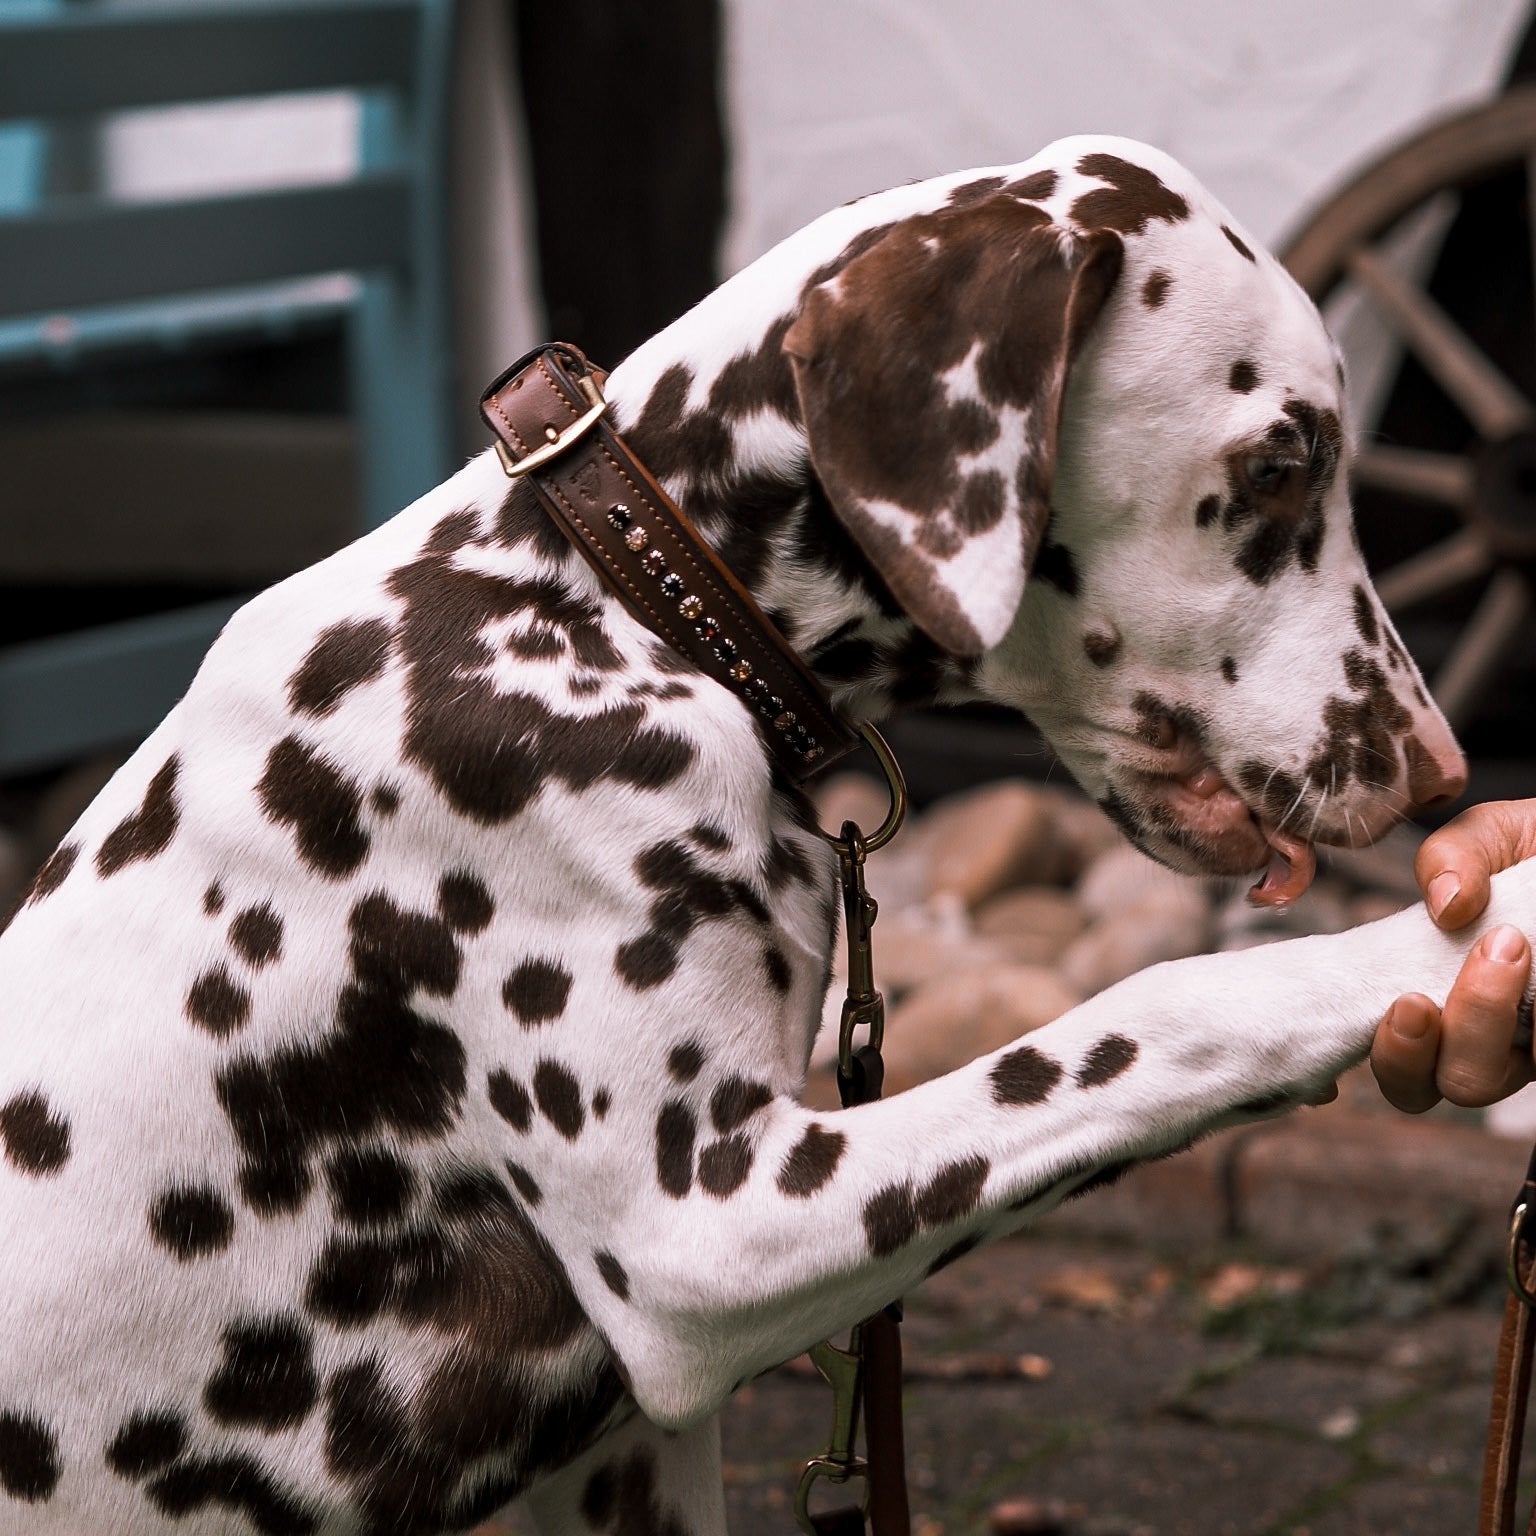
xmin=785 ymin=136 xmax=1465 ymax=898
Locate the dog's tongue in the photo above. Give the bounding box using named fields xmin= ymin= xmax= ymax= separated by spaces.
xmin=1247 ymin=822 xmax=1317 ymax=908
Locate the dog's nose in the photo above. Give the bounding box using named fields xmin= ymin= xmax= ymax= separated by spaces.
xmin=1404 ymin=729 xmax=1469 ymax=811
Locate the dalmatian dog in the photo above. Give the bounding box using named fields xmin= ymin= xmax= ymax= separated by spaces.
xmin=2 ymin=135 xmax=1527 ymax=1535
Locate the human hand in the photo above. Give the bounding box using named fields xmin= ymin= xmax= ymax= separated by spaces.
xmin=1370 ymin=800 xmax=1536 ymax=1113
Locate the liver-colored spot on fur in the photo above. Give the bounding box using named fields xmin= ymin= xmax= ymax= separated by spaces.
xmin=503 ymin=959 xmax=573 ymax=1026
xmin=624 ymin=363 xmax=733 ymax=484
xmin=688 ymin=822 xmax=731 ymax=851
xmin=778 ymin=1123 xmax=846 ymax=1196
xmin=143 ymin=1448 xmax=318 ymax=1531
xmin=437 ymin=871 xmax=494 ymax=934
xmin=763 ymin=944 xmax=792 ymax=993
xmin=488 ymin=1070 xmax=532 ymax=1133
xmin=532 ymin=1060 xmax=584 ymax=1140
xmin=948 ymin=174 xmax=1006 ymax=207
xmin=866 ymin=1157 xmax=993 ymax=1257
xmin=258 ymin=737 xmax=370 ymax=878
xmin=216 ymin=904 xmax=468 ymax=1217
xmin=229 ymin=905 xmax=283 ymax=969
xmin=505 ymin=1160 xmax=541 ymax=1206
xmin=710 ymin=1076 xmax=772 ymax=1134
xmin=24 ymin=842 xmax=77 ymax=906
xmin=324 ymin=1146 xmax=414 ymax=1228
xmin=704 ymin=317 xmax=801 ymax=426
xmin=1077 ymin=1034 xmax=1139 ymax=1086
xmin=617 ymin=838 xmax=772 ymax=992
xmin=287 ymin=618 xmax=393 ymax=718
xmin=149 ymin=1184 xmax=236 ymax=1259
xmin=655 ymin=1100 xmax=696 ymax=1198
xmin=1229 ymin=358 xmax=1260 ymax=394
xmin=384 ymin=537 xmax=700 ymax=821
xmin=1352 ymin=584 xmax=1380 ymax=647
xmin=1007 ymin=168 xmax=1059 ymax=200
xmin=614 ymin=930 xmax=683 ymax=987
xmin=96 ymin=755 xmax=180 ymax=876
xmin=204 ymin=1315 xmax=319 ymax=1431
xmin=594 ymin=1250 xmax=630 ymax=1300
xmin=0 ymin=1090 xmax=69 ymax=1175
xmin=1299 ymin=647 xmax=1413 ymax=796
xmin=1222 ymin=223 xmax=1257 ymax=262
xmin=186 ymin=966 xmax=252 ymax=1036
xmin=668 ymin=1040 xmax=706 ymax=1081
xmin=991 ymin=1045 xmax=1064 ymax=1106
xmin=863 ymin=1182 xmax=919 ymax=1257
xmin=0 ymin=1410 xmax=60 ymax=1502
xmin=239 ymin=1157 xmax=310 ymax=1217
xmin=1221 ymin=655 xmax=1238 ymax=684
xmin=203 ymin=883 xmax=225 ymax=915
xmin=1071 ymin=153 xmax=1189 ymax=234
xmin=1141 ymin=269 xmax=1171 ymax=308
xmin=425 ymin=506 xmax=485 ymax=555
xmin=698 ymin=1134 xmax=753 ymax=1197
xmin=106 ymin=1410 xmax=187 ymax=1479
xmin=349 ymin=893 xmax=462 ymax=996
xmin=916 ymin=1156 xmax=990 ymax=1227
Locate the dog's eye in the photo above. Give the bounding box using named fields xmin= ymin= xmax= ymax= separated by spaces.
xmin=1245 ymin=456 xmax=1294 ymax=494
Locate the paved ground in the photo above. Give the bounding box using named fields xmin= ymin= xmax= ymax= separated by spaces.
xmin=479 ymin=1069 xmax=1536 ymax=1534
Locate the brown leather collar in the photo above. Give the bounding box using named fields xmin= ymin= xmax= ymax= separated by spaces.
xmin=480 ymin=343 xmax=862 ymax=781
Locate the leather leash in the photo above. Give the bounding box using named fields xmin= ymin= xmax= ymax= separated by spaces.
xmin=481 ymin=344 xmax=911 ymax=1535
xmin=795 ymin=787 xmax=910 ymax=1536
xmin=1481 ymin=1142 xmax=1536 ymax=1536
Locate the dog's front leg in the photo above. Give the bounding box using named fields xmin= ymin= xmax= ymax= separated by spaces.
xmin=569 ymin=859 xmax=1536 ymax=1430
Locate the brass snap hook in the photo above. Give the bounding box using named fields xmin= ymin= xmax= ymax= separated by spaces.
xmin=795 ymin=1334 xmax=869 ymax=1534
xmin=825 ymin=724 xmax=907 ymax=856
xmin=1508 ymin=1200 xmax=1536 ymax=1308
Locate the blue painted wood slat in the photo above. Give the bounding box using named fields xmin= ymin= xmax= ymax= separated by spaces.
xmin=0 ymin=0 xmax=421 ymax=120
xmin=0 ymin=176 xmax=414 ymax=317
xmin=0 ymin=0 xmax=460 ymax=774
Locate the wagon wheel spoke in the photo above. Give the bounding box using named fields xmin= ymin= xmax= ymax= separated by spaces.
xmin=1372 ymin=528 xmax=1492 ymax=612
xmin=1527 ymin=150 xmax=1536 ymax=350
xmin=1430 ymin=567 xmax=1532 ymax=731
xmin=1347 ymin=244 xmax=1534 ymax=440
xmin=1352 ymin=443 xmax=1474 ymax=507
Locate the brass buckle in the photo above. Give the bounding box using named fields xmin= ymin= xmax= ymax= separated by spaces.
xmin=494 ymin=373 xmax=608 ymax=479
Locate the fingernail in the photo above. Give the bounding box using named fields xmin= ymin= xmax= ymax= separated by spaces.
xmin=1428 ymin=872 xmax=1460 ymax=921
xmin=1484 ymin=924 xmax=1526 ymax=964
xmin=1390 ymin=1000 xmax=1432 ymax=1041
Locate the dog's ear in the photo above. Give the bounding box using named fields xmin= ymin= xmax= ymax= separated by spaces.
xmin=784 ymin=200 xmax=1123 ymax=655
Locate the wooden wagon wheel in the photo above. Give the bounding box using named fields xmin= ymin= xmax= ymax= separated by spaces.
xmin=1282 ymin=88 xmax=1536 ymax=732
